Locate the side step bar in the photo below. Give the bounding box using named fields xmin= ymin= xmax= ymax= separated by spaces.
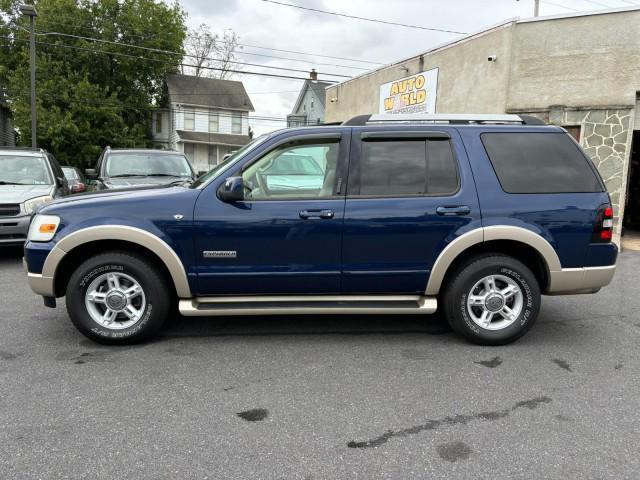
xmin=179 ymin=295 xmax=438 ymax=316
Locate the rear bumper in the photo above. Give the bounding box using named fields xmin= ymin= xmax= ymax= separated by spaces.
xmin=547 ymin=264 xmax=616 ymax=295
xmin=0 ymin=215 xmax=30 ymax=245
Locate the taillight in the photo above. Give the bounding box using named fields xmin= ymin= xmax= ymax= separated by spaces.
xmin=592 ymin=204 xmax=613 ymax=243
xmin=71 ymin=183 xmax=86 ymax=193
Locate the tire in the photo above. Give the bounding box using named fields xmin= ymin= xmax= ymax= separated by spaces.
xmin=65 ymin=251 xmax=171 ymax=345
xmin=443 ymin=255 xmax=541 ymax=346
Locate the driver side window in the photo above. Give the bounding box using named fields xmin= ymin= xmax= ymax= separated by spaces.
xmin=242 ymin=141 xmax=340 ymax=200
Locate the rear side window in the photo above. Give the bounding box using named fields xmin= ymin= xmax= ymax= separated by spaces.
xmin=481 ymin=132 xmax=603 ymax=193
xmin=352 ymin=139 xmax=458 ymax=196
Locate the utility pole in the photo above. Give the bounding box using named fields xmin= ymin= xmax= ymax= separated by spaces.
xmin=19 ymin=4 xmax=38 ymax=148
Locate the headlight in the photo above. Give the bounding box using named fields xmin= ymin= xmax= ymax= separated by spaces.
xmin=23 ymin=195 xmax=53 ymax=215
xmin=28 ymin=214 xmax=60 ymax=242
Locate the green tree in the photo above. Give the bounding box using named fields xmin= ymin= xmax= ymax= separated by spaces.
xmin=0 ymin=0 xmax=186 ymax=166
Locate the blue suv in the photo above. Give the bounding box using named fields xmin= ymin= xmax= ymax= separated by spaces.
xmin=24 ymin=114 xmax=617 ymax=345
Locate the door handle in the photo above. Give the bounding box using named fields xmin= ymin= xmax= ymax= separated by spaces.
xmin=436 ymin=206 xmax=471 ymax=216
xmin=299 ymin=209 xmax=335 ymax=219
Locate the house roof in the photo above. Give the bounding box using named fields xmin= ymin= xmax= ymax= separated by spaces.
xmin=176 ymin=130 xmax=251 ymax=146
xmin=291 ymin=79 xmax=332 ymax=114
xmin=166 ymin=74 xmax=255 ymax=111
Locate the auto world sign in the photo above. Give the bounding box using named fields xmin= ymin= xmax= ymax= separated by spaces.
xmin=378 ymin=68 xmax=438 ymax=115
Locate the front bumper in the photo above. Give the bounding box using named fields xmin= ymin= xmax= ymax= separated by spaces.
xmin=24 ymin=257 xmax=56 ymax=297
xmin=0 ymin=215 xmax=30 ymax=245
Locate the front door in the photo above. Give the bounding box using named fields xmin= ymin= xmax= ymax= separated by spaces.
xmin=341 ymin=128 xmax=480 ymax=294
xmin=193 ymin=133 xmax=349 ymax=295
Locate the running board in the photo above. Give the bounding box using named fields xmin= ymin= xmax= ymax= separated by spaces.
xmin=179 ymin=295 xmax=438 ymax=316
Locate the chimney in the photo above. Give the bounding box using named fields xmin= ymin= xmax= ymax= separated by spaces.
xmin=310 ymin=69 xmax=318 ymax=81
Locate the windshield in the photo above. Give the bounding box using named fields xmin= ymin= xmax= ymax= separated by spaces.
xmin=105 ymin=153 xmax=193 ymax=177
xmin=62 ymin=167 xmax=79 ymax=180
xmin=191 ymin=134 xmax=270 ymax=188
xmin=0 ymin=155 xmax=52 ymax=185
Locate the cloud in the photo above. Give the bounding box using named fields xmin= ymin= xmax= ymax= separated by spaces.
xmin=179 ymin=0 xmax=609 ymax=134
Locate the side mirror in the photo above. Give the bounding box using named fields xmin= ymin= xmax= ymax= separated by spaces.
xmin=197 ymin=170 xmax=207 ymax=177
xmin=56 ymin=176 xmax=64 ymax=188
xmin=85 ymin=168 xmax=97 ymax=180
xmin=218 ymin=176 xmax=245 ymax=203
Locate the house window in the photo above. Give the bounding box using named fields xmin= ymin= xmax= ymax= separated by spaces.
xmin=155 ymin=113 xmax=162 ymax=133
xmin=232 ymin=112 xmax=242 ymax=134
xmin=184 ymin=143 xmax=195 ymax=161
xmin=184 ymin=108 xmax=195 ymax=131
xmin=209 ymin=112 xmax=219 ymax=133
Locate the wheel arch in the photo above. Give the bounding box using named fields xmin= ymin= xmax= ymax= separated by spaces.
xmin=46 ymin=226 xmax=191 ymax=298
xmin=425 ymin=226 xmax=561 ymax=295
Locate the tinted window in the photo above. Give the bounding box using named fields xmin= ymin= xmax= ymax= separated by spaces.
xmin=354 ymin=139 xmax=458 ymax=196
xmin=481 ymin=132 xmax=603 ymax=193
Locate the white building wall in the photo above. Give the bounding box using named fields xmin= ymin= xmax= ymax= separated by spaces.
xmin=171 ymin=105 xmax=249 ymax=135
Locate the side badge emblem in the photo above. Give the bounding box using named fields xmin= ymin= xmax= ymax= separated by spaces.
xmin=173 ymin=214 xmax=184 ymax=220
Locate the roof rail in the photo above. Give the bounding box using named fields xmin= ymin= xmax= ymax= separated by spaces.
xmin=343 ymin=113 xmax=546 ymax=126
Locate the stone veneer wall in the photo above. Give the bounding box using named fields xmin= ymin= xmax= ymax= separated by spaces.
xmin=517 ymin=107 xmax=636 ymax=243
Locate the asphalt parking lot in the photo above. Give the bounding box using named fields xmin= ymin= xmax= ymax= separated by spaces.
xmin=1 ymin=247 xmax=640 ymax=479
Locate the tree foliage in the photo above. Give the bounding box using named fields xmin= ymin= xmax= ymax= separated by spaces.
xmin=0 ymin=0 xmax=187 ymax=166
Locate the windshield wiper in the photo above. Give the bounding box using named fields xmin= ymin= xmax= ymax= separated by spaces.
xmin=0 ymin=181 xmax=27 ymax=185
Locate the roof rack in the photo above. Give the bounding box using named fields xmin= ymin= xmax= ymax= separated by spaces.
xmin=343 ymin=114 xmax=545 ymax=126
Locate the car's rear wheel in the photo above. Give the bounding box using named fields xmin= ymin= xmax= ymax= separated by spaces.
xmin=65 ymin=251 xmax=170 ymax=344
xmin=443 ymin=255 xmax=541 ymax=345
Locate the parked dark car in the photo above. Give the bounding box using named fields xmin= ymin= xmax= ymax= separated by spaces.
xmin=61 ymin=166 xmax=89 ymax=194
xmin=86 ymin=147 xmax=196 ymax=190
xmin=0 ymin=147 xmax=69 ymax=245
xmin=25 ymin=114 xmax=617 ymax=345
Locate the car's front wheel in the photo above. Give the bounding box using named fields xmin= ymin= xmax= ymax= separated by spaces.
xmin=65 ymin=251 xmax=170 ymax=344
xmin=443 ymin=255 xmax=541 ymax=345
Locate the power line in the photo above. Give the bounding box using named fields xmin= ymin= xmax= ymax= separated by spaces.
xmin=34 ymin=31 xmax=352 ymax=78
xmin=2 ymin=35 xmax=339 ymax=83
xmin=33 ymin=11 xmax=384 ymax=66
xmin=579 ymin=0 xmax=614 ymax=7
xmin=260 ymin=0 xmax=467 ymax=35
xmin=540 ymin=1 xmax=581 ymax=11
xmin=234 ymin=42 xmax=384 ymax=65
xmin=4 ymin=82 xmax=292 ymax=123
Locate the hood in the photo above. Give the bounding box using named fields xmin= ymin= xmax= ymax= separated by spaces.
xmin=104 ymin=176 xmax=189 ymax=189
xmin=0 ymin=184 xmax=54 ymax=204
xmin=41 ymin=183 xmax=192 ymax=211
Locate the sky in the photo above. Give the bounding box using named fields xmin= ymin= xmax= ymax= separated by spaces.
xmin=180 ymin=0 xmax=638 ymax=135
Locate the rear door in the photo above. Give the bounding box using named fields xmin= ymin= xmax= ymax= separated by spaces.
xmin=341 ymin=128 xmax=481 ymax=294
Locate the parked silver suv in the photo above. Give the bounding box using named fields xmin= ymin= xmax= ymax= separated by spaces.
xmin=0 ymin=148 xmax=69 ymax=245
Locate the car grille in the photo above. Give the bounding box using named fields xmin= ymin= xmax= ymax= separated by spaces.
xmin=0 ymin=204 xmax=20 ymax=217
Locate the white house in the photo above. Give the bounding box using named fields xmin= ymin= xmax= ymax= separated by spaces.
xmin=152 ymin=74 xmax=254 ymax=172
xmin=287 ymin=70 xmax=331 ymax=127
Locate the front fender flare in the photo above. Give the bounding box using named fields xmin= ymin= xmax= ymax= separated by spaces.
xmin=43 ymin=225 xmax=191 ymax=298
